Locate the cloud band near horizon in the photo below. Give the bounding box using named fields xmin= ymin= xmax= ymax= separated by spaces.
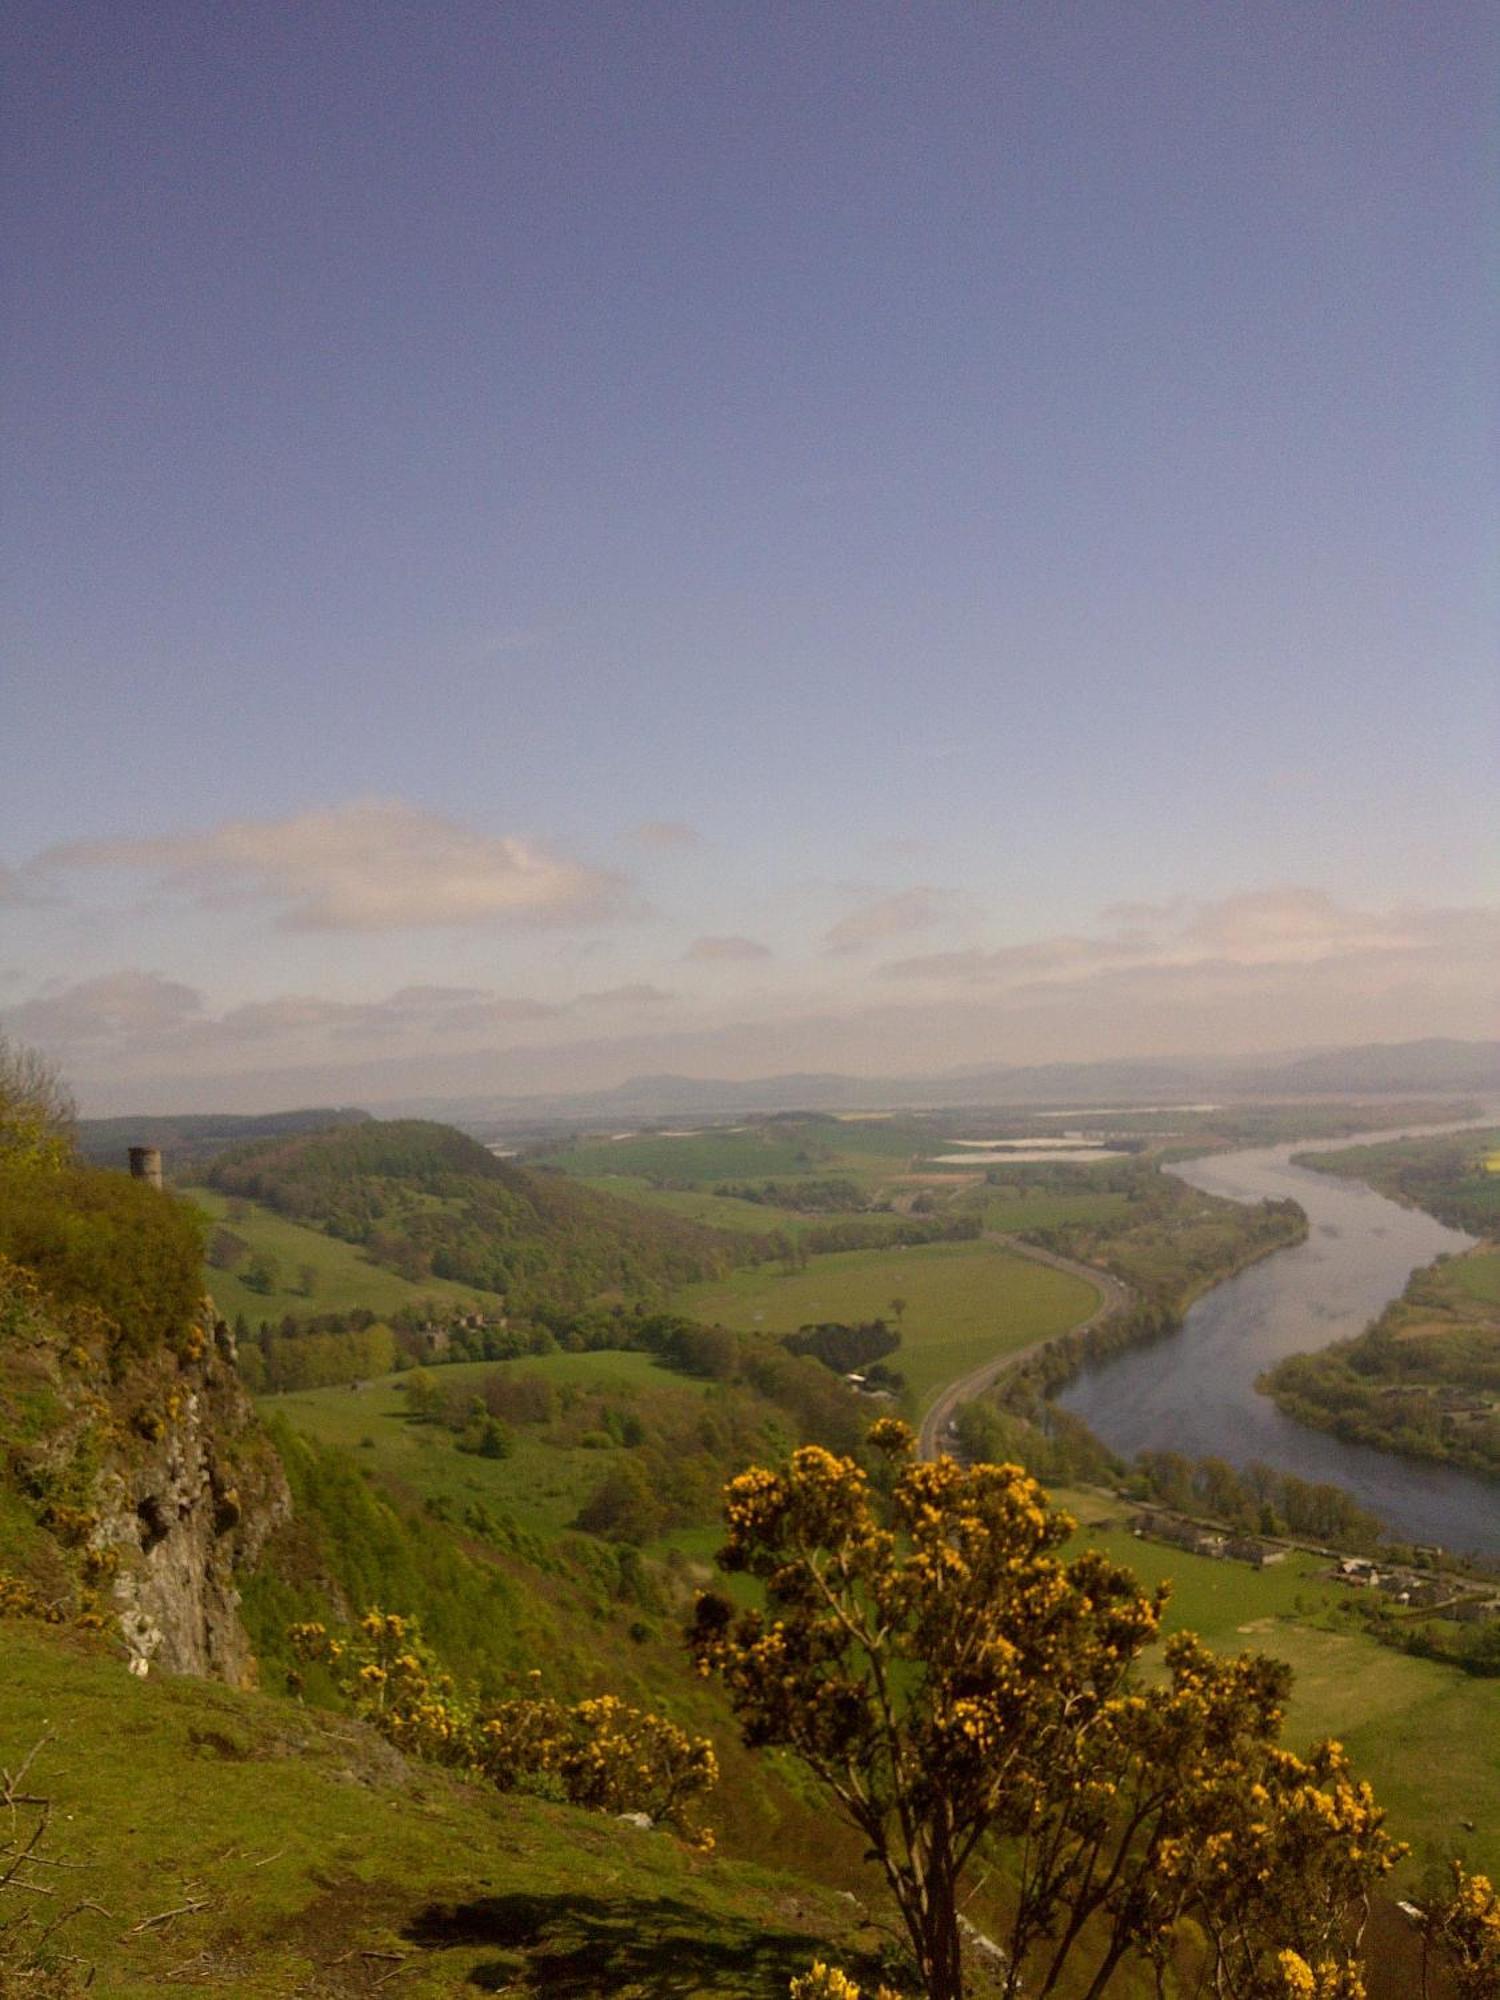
xmin=5 ymin=881 xmax=1495 ymax=1114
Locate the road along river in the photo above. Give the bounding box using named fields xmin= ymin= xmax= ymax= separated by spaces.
xmin=1056 ymin=1131 xmax=1499 ymax=1558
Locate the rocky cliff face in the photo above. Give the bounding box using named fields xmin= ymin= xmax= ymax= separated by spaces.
xmin=94 ymin=1318 xmax=290 ymax=1682
xmin=0 ymin=1269 xmax=290 ymax=1685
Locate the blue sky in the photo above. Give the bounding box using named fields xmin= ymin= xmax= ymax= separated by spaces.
xmin=3 ymin=3 xmax=1496 ymax=1110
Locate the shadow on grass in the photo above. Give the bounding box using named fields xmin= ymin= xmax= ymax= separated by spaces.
xmin=403 ymin=1888 xmax=876 ymax=1994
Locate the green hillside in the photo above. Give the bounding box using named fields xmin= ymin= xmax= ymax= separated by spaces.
xmin=193 ymin=1186 xmax=500 ymax=1322
xmin=0 ymin=1623 xmax=883 ymax=1998
xmin=6 ymin=1056 xmax=1497 ymax=1998
xmin=258 ymin=1352 xmax=1500 ymax=1911
xmin=205 ymin=1118 xmax=759 ymax=1311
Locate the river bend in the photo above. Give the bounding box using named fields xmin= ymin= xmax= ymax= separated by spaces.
xmin=1056 ymin=1131 xmax=1498 ymax=1557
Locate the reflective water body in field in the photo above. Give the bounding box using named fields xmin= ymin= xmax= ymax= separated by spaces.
xmin=930 ymin=1148 xmax=1128 ymax=1164
xmin=1057 ymin=1130 xmax=1500 ymax=1556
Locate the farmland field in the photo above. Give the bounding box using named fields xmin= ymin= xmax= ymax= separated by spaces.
xmin=673 ymin=1239 xmax=1099 ymax=1406
xmin=538 ymin=1116 xmax=939 ymax=1191
xmin=1060 ymin=1516 xmax=1499 ymax=1884
xmin=1445 ymin=1248 xmax=1500 ymax=1308
xmin=540 ymin=1130 xmax=834 ymax=1182
xmin=972 ymin=1185 xmax=1134 ymax=1233
xmin=573 ymin=1174 xmax=812 ymax=1234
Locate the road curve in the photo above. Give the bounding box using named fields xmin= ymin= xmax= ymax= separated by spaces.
xmin=916 ymin=1234 xmax=1130 ymax=1461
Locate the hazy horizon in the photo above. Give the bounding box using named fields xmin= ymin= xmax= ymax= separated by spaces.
xmin=5 ymin=6 xmax=1496 ymax=1113
xmin=58 ymin=1026 xmax=1500 ymax=1122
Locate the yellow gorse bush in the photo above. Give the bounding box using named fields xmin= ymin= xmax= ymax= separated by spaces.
xmin=692 ymin=1419 xmax=1403 ymax=2000
xmin=289 ymin=1610 xmax=716 ymax=1842
xmin=789 ymin=1964 xmax=901 ymax=2000
xmin=1418 ymin=1865 xmax=1500 ymax=2000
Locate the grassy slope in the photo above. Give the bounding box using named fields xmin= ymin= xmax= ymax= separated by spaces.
xmin=267 ymin=1352 xmax=727 ymax=1542
xmin=1054 ymin=1503 xmax=1499 ymax=1888
xmin=247 ymin=1349 xmax=1500 ymax=1917
xmin=255 ymin=1367 xmax=1499 ymax=1922
xmin=673 ymin=1239 xmax=1099 ymax=1406
xmin=192 ymin=1187 xmax=500 ymax=1321
xmin=0 ymin=1624 xmax=881 ymax=2000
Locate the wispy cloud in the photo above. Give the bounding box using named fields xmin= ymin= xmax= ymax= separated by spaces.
xmin=3 ymin=970 xmax=205 ymax=1045
xmin=0 ymin=860 xmax=50 ymax=909
xmin=633 ymin=820 xmax=703 ymax=851
xmin=884 ymin=889 xmax=1500 ymax=991
xmin=825 ymin=886 xmax=949 ymax=955
xmin=574 ymin=983 xmax=675 ymax=1012
xmin=685 ymin=935 xmax=772 ymax=962
xmin=37 ymin=800 xmax=628 ymax=932
xmin=9 ymin=886 xmax=1496 ymax=1112
xmin=1 ymin=975 xmax=570 ymax=1062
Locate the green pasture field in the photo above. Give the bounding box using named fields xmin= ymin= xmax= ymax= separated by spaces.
xmin=266 ymin=1352 xmax=725 ymax=1541
xmin=1058 ymin=1520 xmax=1498 ymax=1884
xmin=972 ymin=1186 xmax=1134 ymax=1233
xmin=818 ymin=1117 xmax=957 ymax=1159
xmin=673 ymin=1240 xmax=1099 ymax=1407
xmin=540 ymin=1130 xmax=832 ymax=1182
xmin=574 ymin=1173 xmax=812 ymax=1234
xmin=540 ymin=1118 xmax=940 ymax=1190
xmin=191 ymin=1188 xmax=499 ymax=1322
xmin=1443 ymin=1247 xmax=1500 ymax=1308
xmin=0 ymin=1624 xmax=879 ymax=1998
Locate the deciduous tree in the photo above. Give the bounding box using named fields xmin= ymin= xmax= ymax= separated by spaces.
xmin=0 ymin=1034 xmax=74 ymax=1174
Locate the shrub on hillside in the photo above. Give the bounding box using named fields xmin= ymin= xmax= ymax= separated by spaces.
xmin=0 ymin=1163 xmax=204 ymax=1367
xmin=289 ymin=1608 xmax=717 ymax=1841
xmin=692 ymin=1419 xmax=1403 ymax=2000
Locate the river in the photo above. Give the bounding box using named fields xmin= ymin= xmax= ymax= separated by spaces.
xmin=1056 ymin=1127 xmax=1500 ymax=1557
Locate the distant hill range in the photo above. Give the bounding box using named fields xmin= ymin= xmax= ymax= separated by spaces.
xmin=389 ymin=1038 xmax=1500 ymax=1130
xmin=75 ymin=1039 xmax=1499 ymax=1149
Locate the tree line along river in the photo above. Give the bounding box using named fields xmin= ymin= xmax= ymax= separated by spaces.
xmin=1055 ymin=1126 xmax=1499 ymax=1559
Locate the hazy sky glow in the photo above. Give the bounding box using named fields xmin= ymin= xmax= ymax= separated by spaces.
xmin=3 ymin=3 xmax=1496 ymax=1111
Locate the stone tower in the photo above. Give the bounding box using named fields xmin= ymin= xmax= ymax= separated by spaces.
xmin=128 ymin=1145 xmax=164 ymax=1189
